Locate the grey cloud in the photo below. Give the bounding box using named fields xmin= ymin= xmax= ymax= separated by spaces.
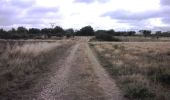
xmin=102 ymin=10 xmax=159 ymax=21
xmin=0 ymin=0 xmax=59 ymax=27
xmin=74 ymin=0 xmax=93 ymax=3
xmin=159 ymin=0 xmax=170 ymax=25
xmin=101 ymin=7 xmax=170 ymax=31
xmin=9 ymin=0 xmax=35 ymax=8
xmin=102 ymin=7 xmax=170 ymax=26
xmin=160 ymin=0 xmax=170 ymax=6
xmin=162 ymin=17 xmax=170 ymax=24
xmin=0 ymin=0 xmax=35 ymax=26
xmin=153 ymin=26 xmax=170 ymax=31
xmin=0 ymin=4 xmax=20 ymax=26
xmin=26 ymin=6 xmax=59 ymax=18
xmin=74 ymin=0 xmax=109 ymax=3
xmin=159 ymin=7 xmax=170 ymax=25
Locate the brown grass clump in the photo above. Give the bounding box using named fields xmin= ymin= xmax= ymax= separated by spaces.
xmin=90 ymin=42 xmax=170 ymax=100
xmin=0 ymin=41 xmax=71 ymax=99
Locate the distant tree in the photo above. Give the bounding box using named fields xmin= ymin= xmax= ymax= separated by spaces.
xmin=65 ymin=28 xmax=74 ymax=38
xmin=8 ymin=28 xmax=16 ymax=34
xmin=17 ymin=26 xmax=28 ymax=34
xmin=95 ymin=30 xmax=106 ymax=34
xmin=52 ymin=26 xmax=64 ymax=37
xmin=155 ymin=31 xmax=162 ymax=39
xmin=79 ymin=26 xmax=94 ymax=36
xmin=139 ymin=30 xmax=151 ymax=37
xmin=127 ymin=31 xmax=136 ymax=36
xmin=41 ymin=28 xmax=52 ymax=38
xmin=16 ymin=27 xmax=29 ymax=39
xmin=0 ymin=29 xmax=5 ymax=33
xmin=107 ymin=29 xmax=115 ymax=35
xmin=95 ymin=31 xmax=120 ymax=41
xmin=28 ymin=28 xmax=41 ymax=34
xmin=161 ymin=31 xmax=170 ymax=37
xmin=0 ymin=29 xmax=7 ymax=38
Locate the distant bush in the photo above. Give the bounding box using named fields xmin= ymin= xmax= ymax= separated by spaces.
xmin=95 ymin=32 xmax=120 ymax=41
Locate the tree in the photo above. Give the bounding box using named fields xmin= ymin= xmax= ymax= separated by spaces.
xmin=79 ymin=26 xmax=94 ymax=36
xmin=28 ymin=28 xmax=41 ymax=34
xmin=41 ymin=28 xmax=51 ymax=34
xmin=107 ymin=29 xmax=115 ymax=35
xmin=52 ymin=26 xmax=64 ymax=37
xmin=17 ymin=26 xmax=28 ymax=34
xmin=65 ymin=28 xmax=74 ymax=38
xmin=8 ymin=28 xmax=16 ymax=34
xmin=155 ymin=31 xmax=162 ymax=39
xmin=139 ymin=30 xmax=151 ymax=37
xmin=95 ymin=30 xmax=120 ymax=41
xmin=0 ymin=29 xmax=7 ymax=38
xmin=127 ymin=31 xmax=136 ymax=36
xmin=41 ymin=28 xmax=52 ymax=38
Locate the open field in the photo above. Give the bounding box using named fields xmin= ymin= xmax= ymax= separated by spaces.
xmin=90 ymin=42 xmax=170 ymax=100
xmin=1 ymin=37 xmax=170 ymax=100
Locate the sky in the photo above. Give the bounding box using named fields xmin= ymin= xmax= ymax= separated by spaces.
xmin=0 ymin=0 xmax=170 ymax=31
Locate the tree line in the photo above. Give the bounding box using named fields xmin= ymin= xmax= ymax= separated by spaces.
xmin=0 ymin=25 xmax=170 ymax=39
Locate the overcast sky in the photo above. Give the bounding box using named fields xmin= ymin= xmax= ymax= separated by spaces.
xmin=0 ymin=0 xmax=170 ymax=31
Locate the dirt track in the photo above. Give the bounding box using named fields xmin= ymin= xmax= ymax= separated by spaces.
xmin=36 ymin=37 xmax=125 ymax=100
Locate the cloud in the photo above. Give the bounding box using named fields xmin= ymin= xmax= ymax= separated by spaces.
xmin=159 ymin=1 xmax=170 ymax=25
xmin=160 ymin=0 xmax=170 ymax=6
xmin=0 ymin=0 xmax=60 ymax=27
xmin=26 ymin=6 xmax=59 ymax=18
xmin=102 ymin=10 xmax=159 ymax=21
xmin=9 ymin=0 xmax=35 ymax=8
xmin=102 ymin=5 xmax=170 ymax=29
xmin=74 ymin=0 xmax=94 ymax=3
xmin=74 ymin=0 xmax=109 ymax=3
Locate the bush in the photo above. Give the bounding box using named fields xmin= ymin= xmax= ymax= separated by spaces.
xmin=124 ymin=81 xmax=155 ymax=99
xmin=95 ymin=32 xmax=120 ymax=41
xmin=147 ymin=66 xmax=170 ymax=84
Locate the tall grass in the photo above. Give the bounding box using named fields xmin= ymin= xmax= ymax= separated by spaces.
xmin=0 ymin=41 xmax=66 ymax=99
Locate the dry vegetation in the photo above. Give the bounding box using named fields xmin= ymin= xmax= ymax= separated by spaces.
xmin=0 ymin=40 xmax=73 ymax=99
xmin=115 ymin=36 xmax=170 ymax=42
xmin=90 ymin=42 xmax=170 ymax=100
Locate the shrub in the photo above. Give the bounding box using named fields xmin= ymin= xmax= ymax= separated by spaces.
xmin=124 ymin=81 xmax=155 ymax=99
xmin=95 ymin=32 xmax=120 ymax=41
xmin=147 ymin=66 xmax=170 ymax=84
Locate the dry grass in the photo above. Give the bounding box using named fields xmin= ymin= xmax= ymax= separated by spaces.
xmin=90 ymin=42 xmax=170 ymax=100
xmin=0 ymin=41 xmax=70 ymax=99
xmin=115 ymin=36 xmax=170 ymax=42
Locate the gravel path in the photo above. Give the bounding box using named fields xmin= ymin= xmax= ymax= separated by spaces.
xmin=36 ymin=38 xmax=125 ymax=100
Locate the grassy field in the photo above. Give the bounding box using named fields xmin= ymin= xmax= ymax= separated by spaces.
xmin=115 ymin=36 xmax=170 ymax=42
xmin=90 ymin=42 xmax=170 ymax=100
xmin=91 ymin=36 xmax=170 ymax=42
xmin=0 ymin=40 xmax=74 ymax=99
